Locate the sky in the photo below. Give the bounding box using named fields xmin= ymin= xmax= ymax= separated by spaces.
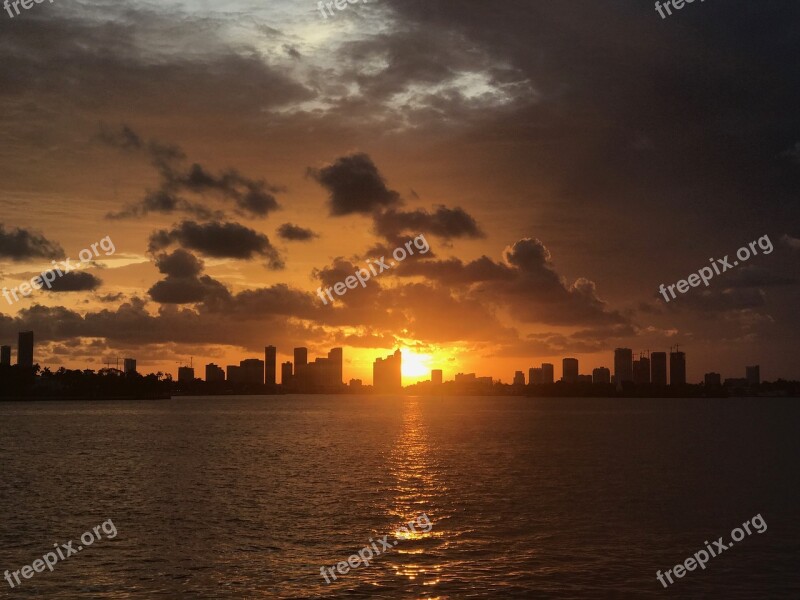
xmin=0 ymin=0 xmax=798 ymax=384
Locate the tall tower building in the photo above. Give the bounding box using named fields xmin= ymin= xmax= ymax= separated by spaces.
xmin=17 ymin=331 xmax=33 ymax=368
xmin=592 ymin=367 xmax=611 ymax=384
xmin=431 ymin=369 xmax=443 ymax=385
xmin=562 ymin=358 xmax=579 ymax=383
xmin=633 ymin=355 xmax=651 ymax=385
xmin=670 ymin=351 xmax=686 ymax=386
xmin=265 ymin=346 xmax=277 ymax=385
xmin=123 ymin=358 xmax=137 ymax=374
xmin=541 ymin=363 xmax=554 ymax=384
xmin=328 ymin=347 xmax=343 ymax=386
xmin=746 ymin=365 xmax=760 ymax=386
xmin=651 ymin=352 xmax=667 ymax=386
xmin=373 ymin=349 xmax=402 ymax=392
xmin=0 ymin=345 xmax=11 ymax=366
xmin=529 ymin=367 xmax=543 ymax=385
xmin=614 ymin=348 xmax=634 ymax=385
xmin=281 ymin=361 xmax=293 ymax=385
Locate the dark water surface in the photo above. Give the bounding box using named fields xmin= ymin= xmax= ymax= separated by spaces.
xmin=1 ymin=396 xmax=798 ymax=598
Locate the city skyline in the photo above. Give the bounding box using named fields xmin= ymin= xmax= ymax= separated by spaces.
xmin=0 ymin=330 xmax=778 ymax=389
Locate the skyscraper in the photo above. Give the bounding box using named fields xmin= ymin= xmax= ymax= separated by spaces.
xmin=562 ymin=358 xmax=579 ymax=383
xmin=17 ymin=331 xmax=33 ymax=368
xmin=529 ymin=367 xmax=543 ymax=385
xmin=541 ymin=363 xmax=554 ymax=384
xmin=294 ymin=347 xmax=308 ymax=369
xmin=651 ymin=352 xmax=667 ymax=386
xmin=746 ymin=365 xmax=760 ymax=386
xmin=633 ymin=355 xmax=650 ymax=385
xmin=240 ymin=359 xmax=265 ymax=384
xmin=178 ymin=366 xmax=195 ymax=382
xmin=265 ymin=346 xmax=277 ymax=385
xmin=704 ymin=372 xmax=721 ymax=387
xmin=614 ymin=348 xmax=633 ymax=386
xmin=373 ymin=349 xmax=402 ymax=391
xmin=123 ymin=358 xmax=137 ymax=374
xmin=513 ymin=371 xmax=525 ymax=385
xmin=592 ymin=367 xmax=611 ymax=384
xmin=205 ymin=363 xmax=225 ymax=382
xmin=670 ymin=351 xmax=686 ymax=386
xmin=0 ymin=345 xmax=10 ymax=366
xmin=328 ymin=347 xmax=343 ymax=386
xmin=431 ymin=369 xmax=443 ymax=385
xmin=281 ymin=361 xmax=293 ymax=385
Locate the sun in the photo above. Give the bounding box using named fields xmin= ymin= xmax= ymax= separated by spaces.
xmin=402 ymin=351 xmax=434 ymax=380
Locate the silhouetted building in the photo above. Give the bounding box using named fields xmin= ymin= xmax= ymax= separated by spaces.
xmin=178 ymin=366 xmax=195 ymax=383
xmin=17 ymin=331 xmax=33 ymax=368
xmin=240 ymin=359 xmax=265 ymax=384
xmin=374 ymin=349 xmax=402 ymax=392
xmin=455 ymin=373 xmax=477 ymax=384
xmin=529 ymin=367 xmax=543 ymax=385
xmin=513 ymin=371 xmax=525 ymax=386
xmin=265 ymin=346 xmax=277 ymax=385
xmin=123 ymin=358 xmax=137 ymax=374
xmin=578 ymin=374 xmax=593 ymax=383
xmin=633 ymin=355 xmax=651 ymax=385
xmin=542 ymin=363 xmax=554 ymax=384
xmin=328 ymin=347 xmax=343 ymax=386
xmin=294 ymin=347 xmax=308 ymax=370
xmin=0 ymin=345 xmax=10 ymax=366
xmin=205 ymin=363 xmax=225 ymax=382
xmin=651 ymin=352 xmax=667 ymax=386
xmin=562 ymin=358 xmax=578 ymax=383
xmin=670 ymin=351 xmax=686 ymax=386
xmin=614 ymin=348 xmax=633 ymax=387
xmin=227 ymin=365 xmax=242 ymax=383
xmin=431 ymin=369 xmax=443 ymax=385
xmin=593 ymin=367 xmax=611 ymax=384
xmin=349 ymin=379 xmax=363 ymax=388
xmin=746 ymin=365 xmax=760 ymax=386
xmin=704 ymin=372 xmax=721 ymax=387
xmin=281 ymin=361 xmax=293 ymax=385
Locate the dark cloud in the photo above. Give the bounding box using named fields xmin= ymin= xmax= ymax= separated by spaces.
xmin=276 ymin=223 xmax=319 ymax=241
xmin=148 ymin=221 xmax=284 ymax=268
xmin=101 ymin=126 xmax=282 ymax=219
xmin=44 ymin=271 xmax=102 ymax=292
xmin=373 ymin=206 xmax=484 ymax=241
xmin=154 ymin=249 xmax=204 ymax=278
xmin=148 ymin=275 xmax=230 ymax=305
xmin=395 ymin=256 xmax=514 ymax=284
xmin=0 ymin=224 xmax=64 ymax=261
xmin=309 ymin=153 xmax=402 ymax=216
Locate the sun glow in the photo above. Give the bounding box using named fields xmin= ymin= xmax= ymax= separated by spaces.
xmin=401 ymin=351 xmax=434 ymax=380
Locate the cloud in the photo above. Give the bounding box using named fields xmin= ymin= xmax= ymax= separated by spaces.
xmin=101 ymin=125 xmax=282 ymax=219
xmin=276 ymin=223 xmax=319 ymax=241
xmin=0 ymin=224 xmax=64 ymax=262
xmin=148 ymin=221 xmax=284 ymax=268
xmin=148 ymin=275 xmax=230 ymax=305
xmin=43 ymin=271 xmax=102 ymax=292
xmin=309 ymin=153 xmax=402 ymax=216
xmin=373 ymin=206 xmax=484 ymax=241
xmin=154 ymin=249 xmax=204 ymax=278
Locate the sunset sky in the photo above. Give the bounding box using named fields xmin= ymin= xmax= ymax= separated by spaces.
xmin=0 ymin=0 xmax=798 ymax=384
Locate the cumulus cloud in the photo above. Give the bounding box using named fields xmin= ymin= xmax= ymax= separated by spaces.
xmin=102 ymin=125 xmax=282 ymax=219
xmin=0 ymin=224 xmax=64 ymax=262
xmin=276 ymin=223 xmax=319 ymax=241
xmin=148 ymin=221 xmax=284 ymax=269
xmin=373 ymin=206 xmax=484 ymax=242
xmin=309 ymin=153 xmax=402 ymax=216
xmin=44 ymin=271 xmax=102 ymax=292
